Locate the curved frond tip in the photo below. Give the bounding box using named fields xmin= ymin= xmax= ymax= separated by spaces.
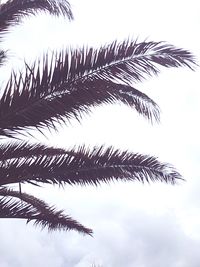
xmin=0 ymin=187 xmax=92 ymax=235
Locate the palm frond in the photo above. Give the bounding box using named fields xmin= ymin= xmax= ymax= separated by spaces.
xmin=0 ymin=187 xmax=92 ymax=235
xmin=0 ymin=0 xmax=73 ymax=34
xmin=0 ymin=40 xmax=196 ymax=137
xmin=0 ymin=145 xmax=183 ymax=186
xmin=0 ymin=74 xmax=160 ymax=137
xmin=54 ymin=40 xmax=196 ymax=85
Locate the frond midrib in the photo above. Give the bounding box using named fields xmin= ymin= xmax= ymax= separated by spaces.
xmin=53 ymin=163 xmax=175 ymax=181
xmin=69 ymin=49 xmax=162 ymax=85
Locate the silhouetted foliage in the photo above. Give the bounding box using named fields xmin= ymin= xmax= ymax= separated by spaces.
xmin=0 ymin=0 xmax=196 ymax=235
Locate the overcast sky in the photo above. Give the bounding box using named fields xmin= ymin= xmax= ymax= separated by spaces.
xmin=0 ymin=0 xmax=200 ymax=266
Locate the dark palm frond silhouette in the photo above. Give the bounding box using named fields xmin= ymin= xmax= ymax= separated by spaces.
xmin=0 ymin=187 xmax=92 ymax=235
xmin=0 ymin=142 xmax=182 ymax=187
xmin=0 ymin=0 xmax=197 ymax=235
xmin=0 ymin=40 xmax=196 ymax=137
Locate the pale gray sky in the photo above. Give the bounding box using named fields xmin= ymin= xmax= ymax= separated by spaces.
xmin=0 ymin=0 xmax=200 ymax=266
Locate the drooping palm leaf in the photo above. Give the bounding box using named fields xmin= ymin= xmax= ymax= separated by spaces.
xmin=0 ymin=187 xmax=92 ymax=235
xmin=0 ymin=40 xmax=196 ymax=137
xmin=0 ymin=145 xmax=183 ymax=186
xmin=0 ymin=76 xmax=160 ymax=137
xmin=0 ymin=0 xmax=73 ymax=35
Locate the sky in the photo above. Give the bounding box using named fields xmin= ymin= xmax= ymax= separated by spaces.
xmin=0 ymin=0 xmax=200 ymax=266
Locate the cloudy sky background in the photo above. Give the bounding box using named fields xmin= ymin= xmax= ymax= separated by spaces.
xmin=0 ymin=0 xmax=200 ymax=266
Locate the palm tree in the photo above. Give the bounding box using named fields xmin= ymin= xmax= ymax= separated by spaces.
xmin=0 ymin=0 xmax=196 ymax=236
